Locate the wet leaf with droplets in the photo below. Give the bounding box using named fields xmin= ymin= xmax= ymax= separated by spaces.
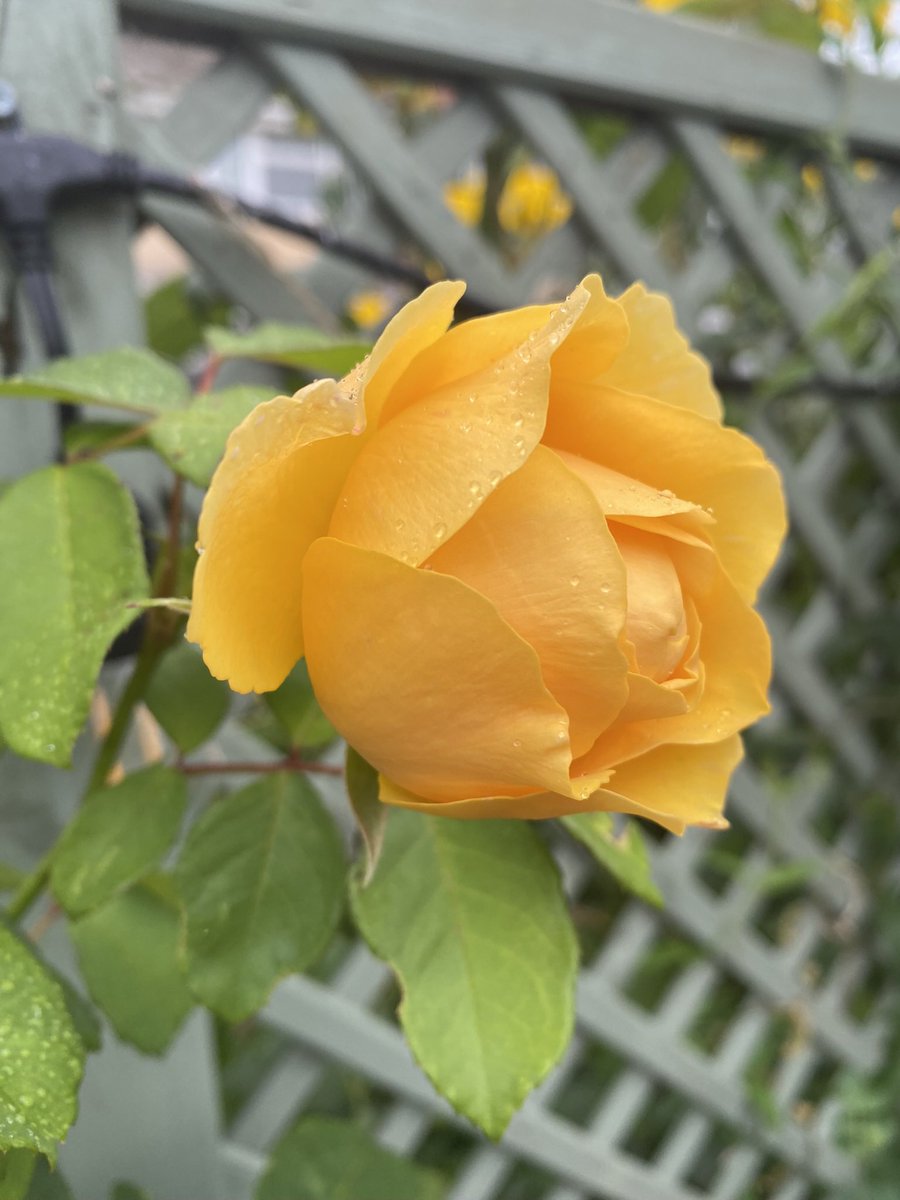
xmin=351 ymin=810 xmax=577 ymax=1138
xmin=0 ymin=464 xmax=149 ymax=766
xmin=0 ymin=348 xmax=190 ymax=415
xmin=0 ymin=925 xmax=84 ymax=1160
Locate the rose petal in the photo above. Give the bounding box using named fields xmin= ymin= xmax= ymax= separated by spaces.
xmin=359 ymin=280 xmax=466 ymax=425
xmin=329 ymin=283 xmax=592 ymax=566
xmin=546 ymin=383 xmax=786 ymax=602
xmin=302 ymin=537 xmax=580 ymax=800
xmin=599 ymin=282 xmax=722 ymax=419
xmin=428 ymin=445 xmax=629 ymax=756
xmin=578 ymin=555 xmax=770 ymax=770
xmin=378 ymin=773 xmax=616 ymax=821
xmin=188 ymin=379 xmax=365 ymax=693
xmin=554 ymin=450 xmax=714 ymax=549
xmin=593 ymin=735 xmax=744 ymax=832
xmin=379 ymin=272 xmax=627 ymax=427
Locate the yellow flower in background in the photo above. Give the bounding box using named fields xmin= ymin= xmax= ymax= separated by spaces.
xmin=497 ymin=164 xmax=573 ymax=237
xmin=188 ymin=276 xmax=785 ymax=832
xmin=346 ymin=290 xmax=391 ymax=330
xmin=818 ymin=0 xmax=855 ymax=32
xmin=801 ymin=163 xmax=824 ymax=193
xmin=443 ymin=174 xmax=486 ymax=227
xmin=853 ymin=159 xmax=878 ymax=183
xmin=725 ymin=136 xmax=765 ymax=164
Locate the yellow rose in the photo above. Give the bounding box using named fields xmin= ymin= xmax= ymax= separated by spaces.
xmin=188 ymin=276 xmax=785 ymax=832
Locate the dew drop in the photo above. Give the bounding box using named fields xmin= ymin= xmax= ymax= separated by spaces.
xmin=488 ymin=470 xmax=503 ymax=488
xmin=468 ymin=481 xmax=483 ymax=499
xmin=569 ymin=575 xmax=581 ymax=588
xmin=599 ymin=582 xmax=611 ymax=594
xmin=433 ymin=522 xmax=448 ymax=539
xmin=394 ymin=518 xmax=405 ymax=532
xmin=512 ymin=738 xmax=522 ymax=749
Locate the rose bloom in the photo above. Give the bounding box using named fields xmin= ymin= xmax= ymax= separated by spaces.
xmin=188 ymin=276 xmax=785 ymax=832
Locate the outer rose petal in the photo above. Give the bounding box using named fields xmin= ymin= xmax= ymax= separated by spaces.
xmin=187 ymin=379 xmax=365 ymax=693
xmin=598 ymin=283 xmax=723 ymax=420
xmin=379 ymin=272 xmax=627 ymax=426
xmin=591 ymin=735 xmax=745 ymax=832
xmin=378 ymin=774 xmax=616 ymax=821
xmin=357 ymin=280 xmax=466 ymax=426
xmin=302 ymin=538 xmax=609 ymax=803
xmin=329 ymin=283 xmax=592 ymax=566
xmin=427 ymin=445 xmax=629 ymax=756
xmin=387 ymin=734 xmax=742 ymax=829
xmin=545 ymin=383 xmax=787 ymax=602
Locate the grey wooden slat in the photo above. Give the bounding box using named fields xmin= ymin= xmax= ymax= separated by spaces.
xmin=122 ymin=0 xmax=900 ymax=158
xmin=576 ymin=977 xmax=855 ymax=1186
xmin=260 ymin=42 xmax=518 ymax=307
xmin=491 ymin=85 xmax=676 ymax=295
xmin=155 ymin=48 xmax=273 ymax=165
xmin=262 ymin=976 xmax=708 ymax=1200
xmin=670 ymin=119 xmax=851 ymax=383
xmin=124 ymin=54 xmax=334 ymax=325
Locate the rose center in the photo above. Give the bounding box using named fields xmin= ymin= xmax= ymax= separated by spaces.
xmin=613 ymin=525 xmax=688 ymax=683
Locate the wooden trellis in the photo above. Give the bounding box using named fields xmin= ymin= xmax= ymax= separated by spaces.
xmin=0 ymin=1 xmax=898 ymax=1197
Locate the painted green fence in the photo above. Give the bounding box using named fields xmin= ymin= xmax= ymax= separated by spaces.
xmin=0 ymin=0 xmax=898 ymax=1196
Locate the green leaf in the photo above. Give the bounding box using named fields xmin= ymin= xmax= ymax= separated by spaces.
xmin=256 ymin=1116 xmax=445 ymax=1200
xmin=70 ymin=878 xmax=193 ymax=1055
xmin=352 ymin=811 xmax=578 ymax=1137
xmin=110 ymin=1185 xmax=151 ymax=1200
xmin=562 ymin=813 xmax=663 ymax=907
xmin=0 ymin=465 xmax=150 ymax=766
xmin=144 ymin=645 xmax=230 ymax=753
xmin=207 ymin=324 xmax=370 ymax=377
xmin=177 ymin=773 xmax=344 ymax=1021
xmin=145 ymin=275 xmax=228 ymax=361
xmin=21 ymin=1157 xmax=73 ymax=1200
xmin=345 ymin=749 xmax=385 ymax=888
xmin=0 ymin=349 xmax=189 ymax=415
xmin=149 ymin=386 xmax=273 ymax=486
xmin=0 ymin=926 xmax=84 ymax=1159
xmin=51 ymin=766 xmax=187 ymax=916
xmin=263 ymin=661 xmax=336 ymax=751
xmin=51 ymin=976 xmax=102 ymax=1055
xmin=0 ymin=1150 xmax=35 ymax=1200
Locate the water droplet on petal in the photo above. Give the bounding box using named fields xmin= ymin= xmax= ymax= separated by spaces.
xmin=433 ymin=522 xmax=448 ymax=539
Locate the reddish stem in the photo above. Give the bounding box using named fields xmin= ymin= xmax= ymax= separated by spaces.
xmin=178 ymin=757 xmax=343 ymax=778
